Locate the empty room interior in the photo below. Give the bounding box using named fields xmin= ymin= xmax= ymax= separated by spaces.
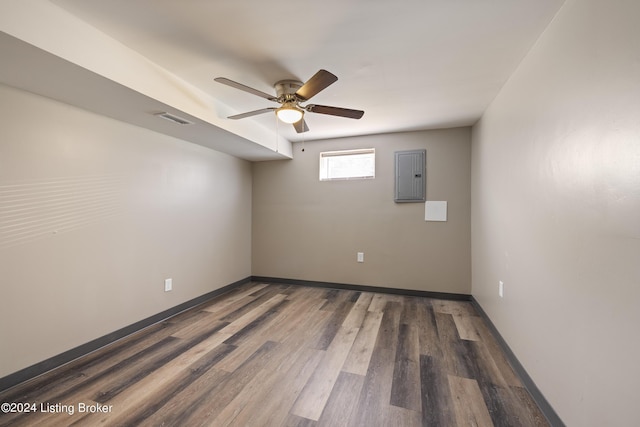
xmin=1 ymin=1 xmax=639 ymax=426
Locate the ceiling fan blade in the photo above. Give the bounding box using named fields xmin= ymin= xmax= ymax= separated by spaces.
xmin=295 ymin=70 xmax=338 ymax=101
xmin=292 ymin=118 xmax=309 ymax=133
xmin=306 ymin=104 xmax=364 ymax=119
xmin=215 ymin=77 xmax=277 ymax=101
xmin=228 ymin=108 xmax=276 ymax=120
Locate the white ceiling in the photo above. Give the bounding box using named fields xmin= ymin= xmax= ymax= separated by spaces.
xmin=4 ymin=0 xmax=565 ymax=159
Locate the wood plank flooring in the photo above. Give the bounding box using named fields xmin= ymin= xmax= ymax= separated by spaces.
xmin=0 ymin=282 xmax=549 ymax=426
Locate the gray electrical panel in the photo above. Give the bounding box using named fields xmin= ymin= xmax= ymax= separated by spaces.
xmin=394 ymin=149 xmax=426 ymax=203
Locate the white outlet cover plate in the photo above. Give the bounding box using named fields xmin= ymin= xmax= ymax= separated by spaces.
xmin=165 ymin=278 xmax=173 ymax=292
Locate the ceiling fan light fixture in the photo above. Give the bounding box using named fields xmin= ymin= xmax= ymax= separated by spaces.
xmin=276 ymin=103 xmax=304 ymax=124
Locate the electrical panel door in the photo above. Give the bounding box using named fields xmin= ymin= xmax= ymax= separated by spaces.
xmin=394 ymin=149 xmax=426 ymax=202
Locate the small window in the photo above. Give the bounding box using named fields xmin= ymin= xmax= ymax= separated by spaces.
xmin=319 ymin=148 xmax=375 ymax=181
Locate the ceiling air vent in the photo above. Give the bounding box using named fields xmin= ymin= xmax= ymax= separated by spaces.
xmin=154 ymin=112 xmax=193 ymax=125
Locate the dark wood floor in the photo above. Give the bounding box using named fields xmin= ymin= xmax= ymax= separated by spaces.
xmin=0 ymin=282 xmax=548 ymax=426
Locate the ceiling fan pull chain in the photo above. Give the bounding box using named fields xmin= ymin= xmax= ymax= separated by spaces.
xmin=275 ymin=112 xmax=280 ymax=153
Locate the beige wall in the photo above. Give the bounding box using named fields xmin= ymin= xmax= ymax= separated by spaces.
xmin=471 ymin=0 xmax=640 ymax=425
xmin=0 ymin=84 xmax=252 ymax=378
xmin=253 ymin=129 xmax=471 ymax=294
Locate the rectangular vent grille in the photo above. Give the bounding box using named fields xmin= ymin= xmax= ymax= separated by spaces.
xmin=155 ymin=112 xmax=193 ymax=125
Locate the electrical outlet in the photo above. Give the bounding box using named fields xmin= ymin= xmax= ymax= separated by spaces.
xmin=165 ymin=278 xmax=173 ymax=292
xmin=499 ymin=281 xmax=504 ymax=298
xmin=357 ymin=252 xmax=364 ymax=263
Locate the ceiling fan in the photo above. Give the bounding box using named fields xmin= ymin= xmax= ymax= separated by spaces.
xmin=214 ymin=69 xmax=364 ymax=133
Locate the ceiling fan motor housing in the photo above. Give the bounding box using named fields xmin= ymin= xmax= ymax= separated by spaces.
xmin=274 ymin=80 xmax=303 ymax=100
xmin=275 ymin=80 xmax=305 ymax=123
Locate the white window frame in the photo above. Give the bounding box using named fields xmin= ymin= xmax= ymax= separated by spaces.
xmin=319 ymin=148 xmax=376 ymax=181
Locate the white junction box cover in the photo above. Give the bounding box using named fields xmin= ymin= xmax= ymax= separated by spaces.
xmin=425 ymin=201 xmax=447 ymax=221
